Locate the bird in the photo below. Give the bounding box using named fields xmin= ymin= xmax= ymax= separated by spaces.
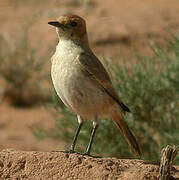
xmin=48 ymin=14 xmax=141 ymax=157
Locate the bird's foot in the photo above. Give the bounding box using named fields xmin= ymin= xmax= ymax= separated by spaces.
xmin=81 ymin=152 xmax=102 ymax=158
xmin=51 ymin=150 xmax=101 ymax=158
xmin=51 ymin=150 xmax=75 ymax=153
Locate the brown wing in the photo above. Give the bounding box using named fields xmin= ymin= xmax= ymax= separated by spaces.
xmin=78 ymin=52 xmax=130 ymax=113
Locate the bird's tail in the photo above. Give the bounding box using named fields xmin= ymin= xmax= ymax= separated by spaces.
xmin=112 ymin=113 xmax=141 ymax=157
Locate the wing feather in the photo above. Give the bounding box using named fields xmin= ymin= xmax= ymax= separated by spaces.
xmin=78 ymin=52 xmax=130 ymax=113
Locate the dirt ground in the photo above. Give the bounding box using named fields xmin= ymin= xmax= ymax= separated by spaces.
xmin=0 ymin=0 xmax=179 ymax=179
xmin=0 ymin=149 xmax=178 ymax=179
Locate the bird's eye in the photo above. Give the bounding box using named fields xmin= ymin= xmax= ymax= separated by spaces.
xmin=70 ymin=21 xmax=77 ymax=27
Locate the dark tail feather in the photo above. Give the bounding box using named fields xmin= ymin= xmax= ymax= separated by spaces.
xmin=112 ymin=114 xmax=142 ymax=157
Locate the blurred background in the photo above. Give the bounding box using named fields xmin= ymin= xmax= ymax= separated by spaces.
xmin=0 ymin=0 xmax=179 ymax=162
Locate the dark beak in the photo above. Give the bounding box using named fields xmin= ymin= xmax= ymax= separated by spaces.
xmin=48 ymin=21 xmax=65 ymax=29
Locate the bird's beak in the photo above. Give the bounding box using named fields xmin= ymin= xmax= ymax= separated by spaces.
xmin=48 ymin=21 xmax=66 ymax=30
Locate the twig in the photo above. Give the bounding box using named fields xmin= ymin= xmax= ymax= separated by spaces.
xmin=159 ymin=145 xmax=178 ymax=180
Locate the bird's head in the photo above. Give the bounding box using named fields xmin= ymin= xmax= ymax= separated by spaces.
xmin=48 ymin=14 xmax=89 ymax=46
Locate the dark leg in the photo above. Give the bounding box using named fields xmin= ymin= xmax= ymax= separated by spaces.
xmin=70 ymin=115 xmax=83 ymax=152
xmin=85 ymin=120 xmax=98 ymax=155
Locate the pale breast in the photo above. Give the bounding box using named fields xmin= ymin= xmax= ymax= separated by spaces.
xmin=51 ymin=40 xmax=84 ymax=110
xmin=51 ymin=40 xmax=116 ymax=120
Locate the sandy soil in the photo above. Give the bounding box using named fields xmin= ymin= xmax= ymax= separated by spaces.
xmin=0 ymin=0 xmax=179 ymax=179
xmin=0 ymin=149 xmax=178 ymax=179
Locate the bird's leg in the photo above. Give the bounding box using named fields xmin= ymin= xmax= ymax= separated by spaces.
xmin=85 ymin=117 xmax=98 ymax=155
xmin=70 ymin=115 xmax=84 ymax=152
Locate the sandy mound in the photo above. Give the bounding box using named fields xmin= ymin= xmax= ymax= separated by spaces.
xmin=0 ymin=149 xmax=178 ymax=179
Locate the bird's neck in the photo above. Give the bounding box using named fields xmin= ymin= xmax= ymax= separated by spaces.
xmin=58 ymin=34 xmax=90 ymax=49
xmin=56 ymin=37 xmax=91 ymax=57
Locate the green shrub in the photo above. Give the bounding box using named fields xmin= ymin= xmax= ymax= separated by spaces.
xmin=35 ymin=36 xmax=179 ymax=163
